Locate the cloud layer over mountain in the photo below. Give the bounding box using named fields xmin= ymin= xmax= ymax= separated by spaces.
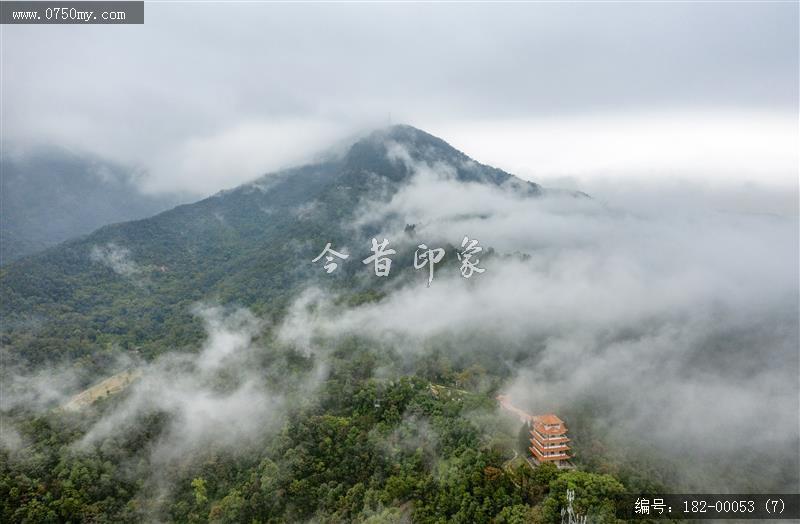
xmin=3 ymin=3 xmax=797 ymax=195
xmin=279 ymin=143 xmax=799 ymax=490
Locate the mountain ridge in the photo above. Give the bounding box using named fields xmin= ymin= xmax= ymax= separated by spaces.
xmin=1 ymin=125 xmax=577 ymax=368
xmin=0 ymin=146 xmax=184 ymax=265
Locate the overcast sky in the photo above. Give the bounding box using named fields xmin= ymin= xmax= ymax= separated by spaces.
xmin=2 ymin=2 xmax=798 ymax=196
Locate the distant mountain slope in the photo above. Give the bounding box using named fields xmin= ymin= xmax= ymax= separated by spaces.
xmin=0 ymin=147 xmax=183 ymax=264
xmin=1 ymin=126 xmax=577 ymax=367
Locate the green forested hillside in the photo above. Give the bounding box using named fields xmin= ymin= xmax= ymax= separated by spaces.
xmin=0 ymin=147 xmax=182 ymax=264
xmin=1 ymin=126 xmax=544 ymax=369
xmin=2 ymin=337 xmax=646 ymax=523
xmin=1 ymin=126 xmax=793 ymax=523
xmin=0 ymin=127 xmax=641 ymax=523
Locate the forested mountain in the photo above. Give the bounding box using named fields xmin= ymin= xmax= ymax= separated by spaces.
xmin=0 ymin=147 xmax=182 ymax=264
xmin=1 ymin=126 xmax=795 ymax=523
xmin=1 ymin=126 xmax=556 ymax=368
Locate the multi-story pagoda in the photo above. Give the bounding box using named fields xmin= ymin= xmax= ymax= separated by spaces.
xmin=495 ymin=395 xmax=574 ymax=469
xmin=528 ymin=413 xmax=572 ymax=468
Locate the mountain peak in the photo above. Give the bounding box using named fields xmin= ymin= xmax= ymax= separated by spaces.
xmin=348 ymin=124 xmax=464 ymax=161
xmin=340 ymin=124 xmax=539 ymax=192
xmin=365 ymin=123 xmax=449 ymax=145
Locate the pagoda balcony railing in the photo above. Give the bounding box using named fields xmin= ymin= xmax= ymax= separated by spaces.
xmin=539 ymin=444 xmax=569 ymax=450
xmin=530 ymin=448 xmax=570 ymax=459
xmin=531 ymin=430 xmax=568 ymax=441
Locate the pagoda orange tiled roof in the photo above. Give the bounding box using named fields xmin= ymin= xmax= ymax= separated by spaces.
xmin=537 ymin=413 xmax=564 ymax=425
xmin=533 ymin=422 xmax=568 ymax=435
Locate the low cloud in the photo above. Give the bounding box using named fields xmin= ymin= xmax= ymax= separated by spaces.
xmin=76 ymin=305 xmax=307 ymax=467
xmin=140 ymin=118 xmax=358 ymax=195
xmin=431 ymin=111 xmax=799 ymax=189
xmin=90 ymin=243 xmax=141 ymax=278
xmin=4 ymin=3 xmax=797 ymax=195
xmin=279 ymin=144 xmax=799 ymax=490
xmin=0 ymin=363 xmax=84 ymax=412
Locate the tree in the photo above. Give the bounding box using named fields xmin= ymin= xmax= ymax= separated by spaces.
xmin=541 ymin=471 xmax=625 ymax=523
xmin=191 ymin=477 xmax=208 ymax=506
